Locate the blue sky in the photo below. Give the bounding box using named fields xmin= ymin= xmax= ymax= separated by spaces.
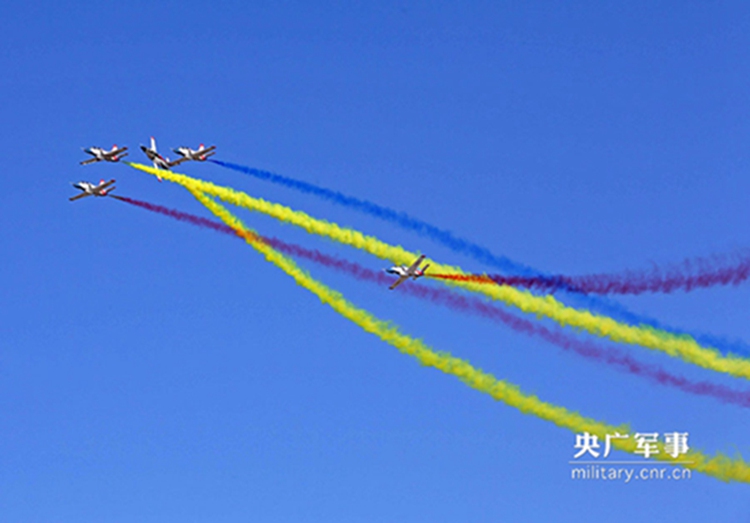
xmin=1 ymin=1 xmax=749 ymax=521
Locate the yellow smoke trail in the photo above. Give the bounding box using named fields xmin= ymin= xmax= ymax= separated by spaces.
xmin=177 ymin=184 xmax=749 ymax=483
xmin=126 ymin=163 xmax=750 ymax=381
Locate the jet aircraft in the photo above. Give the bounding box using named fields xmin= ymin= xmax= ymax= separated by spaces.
xmin=140 ymin=137 xmax=186 ymax=179
xmin=69 ymin=179 xmax=116 ymax=201
xmin=385 ymin=254 xmax=430 ymax=290
xmin=172 ymin=143 xmax=216 ymax=162
xmin=80 ymin=145 xmax=128 ymax=165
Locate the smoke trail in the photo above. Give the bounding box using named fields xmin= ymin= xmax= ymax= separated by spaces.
xmin=185 ymin=187 xmax=750 ymax=484
xmin=113 ymin=193 xmax=750 ymax=409
xmin=127 ymin=162 xmax=750 ymax=356
xmin=431 ymin=250 xmax=750 ymax=295
xmin=395 ymin=281 xmax=750 ymax=409
xmin=110 ymin=195 xmax=236 ymax=235
xmin=209 ymin=160 xmax=747 ymax=351
xmin=210 ymin=159 xmax=538 ymax=276
xmin=125 ymin=163 xmax=750 ymax=381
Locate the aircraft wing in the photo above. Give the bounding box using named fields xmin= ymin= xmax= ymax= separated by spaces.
xmin=99 ymin=179 xmax=116 ymax=189
xmin=168 ymin=157 xmax=189 ymax=167
xmin=80 ymin=157 xmax=99 ymax=165
xmin=107 ymin=149 xmax=128 ymax=161
xmin=407 ymin=254 xmax=426 ymax=272
xmin=69 ymin=192 xmax=90 ymax=202
xmin=201 ymin=145 xmax=217 ymax=155
xmin=389 ymin=275 xmax=409 ymax=290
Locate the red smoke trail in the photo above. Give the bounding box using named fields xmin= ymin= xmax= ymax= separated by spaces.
xmin=112 ymin=194 xmax=750 ymax=408
xmin=431 ymin=252 xmax=750 ymax=296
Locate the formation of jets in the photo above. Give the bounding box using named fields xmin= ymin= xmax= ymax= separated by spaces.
xmin=138 ymin=138 xmax=218 ymax=180
xmin=77 ymin=137 xmax=217 ymax=171
xmin=71 ymin=138 xmax=431 ymax=290
xmin=74 ymin=137 xmax=217 ymax=186
xmin=385 ymin=255 xmax=430 ymax=289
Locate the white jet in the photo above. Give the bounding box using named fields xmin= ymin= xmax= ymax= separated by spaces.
xmin=172 ymin=143 xmax=216 ymax=162
xmin=140 ymin=137 xmax=187 ymax=180
xmin=80 ymin=145 xmax=128 ymax=165
xmin=69 ymin=179 xmax=116 ymax=201
xmin=385 ymin=254 xmax=430 ymax=290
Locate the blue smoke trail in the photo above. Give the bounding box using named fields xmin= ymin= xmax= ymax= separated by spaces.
xmin=210 ymin=159 xmax=539 ymax=275
xmin=210 ymin=158 xmax=750 ymax=357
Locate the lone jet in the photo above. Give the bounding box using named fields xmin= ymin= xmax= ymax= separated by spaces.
xmin=80 ymin=145 xmax=128 ymax=165
xmin=69 ymin=179 xmax=116 ymax=201
xmin=385 ymin=254 xmax=430 ymax=290
xmin=173 ymin=143 xmax=216 ymax=162
xmin=140 ymin=137 xmax=186 ymax=179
